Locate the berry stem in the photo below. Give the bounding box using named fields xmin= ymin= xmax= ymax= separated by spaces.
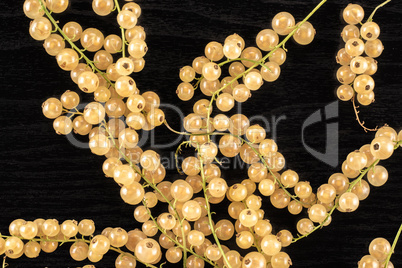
xmin=37 ymin=0 xmax=114 ymax=87
xmin=218 ymin=58 xmax=271 ymax=71
xmin=383 ymin=222 xmax=402 ymax=268
xmin=175 ymin=140 xmax=192 ymax=175
xmin=367 ymin=0 xmax=392 ymax=22
xmin=113 ymin=0 xmax=127 ymax=58
xmin=164 ymin=120 xmax=188 ymax=135
xmin=292 ymin=201 xmax=337 ymax=243
xmin=351 ymin=95 xmax=378 ymax=132
xmin=395 ymin=141 xmax=402 ymax=148
xmin=2 ymin=256 xmax=6 ymax=268
xmin=347 ymin=159 xmax=380 ymax=191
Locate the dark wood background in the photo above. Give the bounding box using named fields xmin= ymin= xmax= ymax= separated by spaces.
xmin=1 ymin=0 xmax=402 ymax=267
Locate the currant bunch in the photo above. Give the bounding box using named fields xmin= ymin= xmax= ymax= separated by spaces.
xmin=176 ymin=11 xmax=315 ymax=106
xmin=336 ymin=3 xmax=384 ymax=106
xmin=29 ymin=0 xmax=167 ymax=162
xmin=1 ymin=218 xmax=151 ymax=267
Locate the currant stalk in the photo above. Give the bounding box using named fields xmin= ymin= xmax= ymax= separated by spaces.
xmin=113 ymin=0 xmax=127 ymax=58
xmin=367 ymin=0 xmax=392 ymax=22
xmin=384 ymin=223 xmax=402 ymax=268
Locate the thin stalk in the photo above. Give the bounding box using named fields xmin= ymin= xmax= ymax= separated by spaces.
xmin=113 ymin=0 xmax=127 ymax=58
xmin=347 ymin=160 xmax=380 ymax=191
xmin=2 ymin=256 xmax=6 ymax=268
xmin=351 ymin=95 xmax=378 ymax=132
xmin=180 ymin=222 xmax=188 ymax=268
xmin=218 ymin=58 xmax=271 ymax=71
xmin=292 ymin=202 xmax=337 ymax=243
xmin=367 ymin=0 xmax=392 ymax=22
xmin=383 ymin=223 xmax=402 ymax=268
xmin=38 ymin=0 xmax=114 ymax=87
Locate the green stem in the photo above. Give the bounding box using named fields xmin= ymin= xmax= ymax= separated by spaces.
xmin=292 ymin=202 xmax=337 ymax=243
xmin=2 ymin=256 xmax=7 ymax=268
xmin=175 ymin=140 xmax=192 ymax=175
xmin=113 ymin=0 xmax=127 ymax=58
xmin=218 ymin=58 xmax=271 ymax=71
xmin=394 ymin=141 xmax=402 ymax=148
xmin=180 ymin=223 xmax=188 ymax=268
xmin=367 ymin=0 xmax=391 ymax=22
xmin=347 ymin=160 xmax=380 ymax=192
xmin=38 ymin=0 xmax=114 ymax=87
xmin=193 ymin=77 xmax=202 ymax=90
xmin=384 ymin=223 xmax=402 ymax=268
xmin=198 ymin=149 xmax=232 ymax=268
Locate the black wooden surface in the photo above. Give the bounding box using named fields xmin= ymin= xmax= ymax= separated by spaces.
xmin=1 ymin=0 xmax=402 ymax=267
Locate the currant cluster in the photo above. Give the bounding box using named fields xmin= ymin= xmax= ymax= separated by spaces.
xmin=3 ymin=0 xmax=401 ymax=267
xmin=336 ymin=3 xmax=384 ymax=106
xmin=28 ymin=0 xmax=169 ymax=163
xmin=0 ymin=218 xmax=145 ymax=267
xmin=176 ymin=11 xmax=315 ymax=105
